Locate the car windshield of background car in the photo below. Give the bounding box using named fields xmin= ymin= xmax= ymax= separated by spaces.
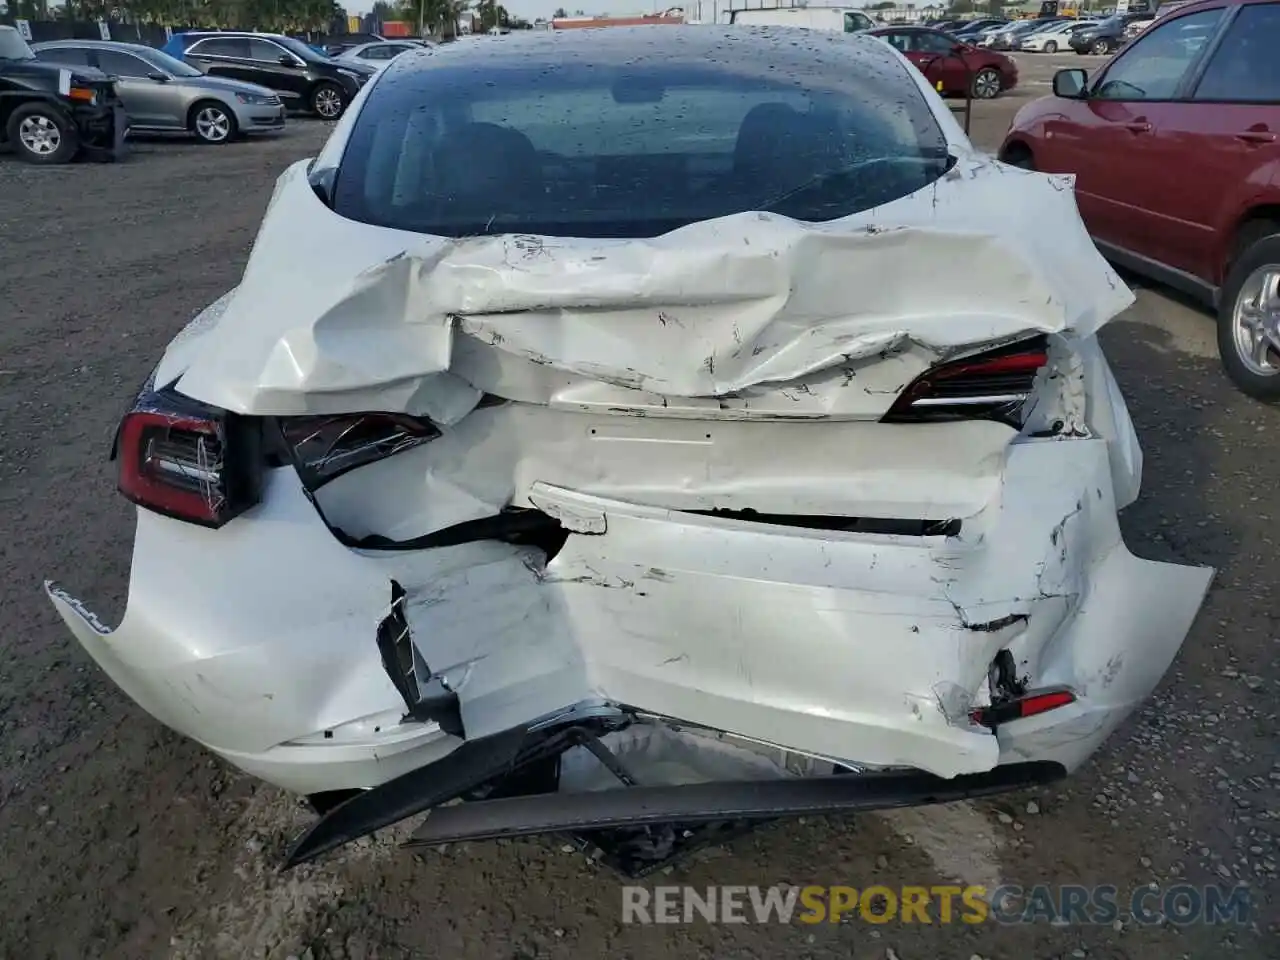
xmin=1192 ymin=2 xmax=1280 ymax=101
xmin=1093 ymin=8 xmax=1223 ymax=100
xmin=0 ymin=28 xmax=34 ymax=60
xmin=139 ymin=47 xmax=205 ymax=78
xmin=276 ymin=35 xmax=325 ymax=61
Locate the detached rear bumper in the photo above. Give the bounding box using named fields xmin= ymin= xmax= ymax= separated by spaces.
xmin=74 ymin=102 xmax=128 ymax=161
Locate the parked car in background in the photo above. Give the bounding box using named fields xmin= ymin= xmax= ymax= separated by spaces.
xmin=322 ymin=32 xmax=386 ymax=57
xmin=0 ymin=24 xmax=126 ymax=164
xmin=949 ymin=17 xmax=1009 ymax=39
xmin=1068 ymin=12 xmax=1155 ymax=53
xmin=45 ymin=24 xmax=1211 ymax=878
xmin=1000 ymin=0 xmax=1280 ymax=401
xmin=31 ymin=40 xmax=285 ymax=144
xmin=334 ymin=40 xmax=426 ymax=64
xmin=166 ymin=31 xmax=376 ymax=119
xmin=1019 ymin=19 xmax=1099 ymax=51
xmin=988 ymin=17 xmax=1065 ymax=50
xmin=1123 ymin=13 xmax=1158 ymax=38
xmin=870 ymin=25 xmax=1018 ymax=98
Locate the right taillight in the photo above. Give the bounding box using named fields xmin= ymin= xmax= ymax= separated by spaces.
xmin=881 ymin=336 xmax=1049 ymax=427
xmin=277 ymin=413 xmax=440 ymax=489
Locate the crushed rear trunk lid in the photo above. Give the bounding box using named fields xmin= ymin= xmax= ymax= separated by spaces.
xmin=172 ymin=156 xmax=1132 ymax=419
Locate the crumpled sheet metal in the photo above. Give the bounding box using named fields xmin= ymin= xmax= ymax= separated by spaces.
xmin=174 ymin=155 xmax=1134 ymax=419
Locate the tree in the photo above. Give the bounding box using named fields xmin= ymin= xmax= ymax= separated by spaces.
xmin=949 ymin=0 xmax=975 ymax=11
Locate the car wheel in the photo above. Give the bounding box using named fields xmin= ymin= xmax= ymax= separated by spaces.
xmin=972 ymin=67 xmax=1002 ymax=100
xmin=6 ymin=103 xmax=78 ymax=165
xmin=189 ymin=100 xmax=237 ymax=144
xmin=1091 ymin=38 xmax=1110 ymax=55
xmin=1218 ymin=231 xmax=1280 ymax=402
xmin=310 ymin=83 xmax=346 ymax=120
xmin=1043 ymin=39 xmax=1058 ymax=53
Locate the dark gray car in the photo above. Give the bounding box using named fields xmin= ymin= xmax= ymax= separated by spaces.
xmin=31 ymin=40 xmax=285 ymax=144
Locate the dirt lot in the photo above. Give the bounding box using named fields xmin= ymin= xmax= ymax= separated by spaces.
xmin=0 ymin=53 xmax=1276 ymax=960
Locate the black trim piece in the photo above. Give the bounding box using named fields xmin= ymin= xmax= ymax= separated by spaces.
xmin=339 ymin=507 xmax=565 ymax=551
xmin=407 ymin=762 xmax=1067 ymax=846
xmin=374 ymin=580 xmax=464 ymax=737
xmin=283 ymin=724 xmax=532 ymax=868
xmin=689 ymin=509 xmax=961 ymax=538
xmin=1092 ymin=237 xmax=1217 ymax=306
xmin=283 ymin=722 xmax=633 ymax=869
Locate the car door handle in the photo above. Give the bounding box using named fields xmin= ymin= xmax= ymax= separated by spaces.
xmin=1236 ymin=130 xmax=1276 ymax=144
xmin=1123 ymin=121 xmax=1151 ymax=134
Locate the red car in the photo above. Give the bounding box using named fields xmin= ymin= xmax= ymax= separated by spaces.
xmin=868 ymin=26 xmax=1018 ymax=99
xmin=999 ymin=0 xmax=1280 ymax=401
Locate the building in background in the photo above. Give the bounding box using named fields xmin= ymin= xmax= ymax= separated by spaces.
xmin=550 ymin=9 xmax=685 ymax=27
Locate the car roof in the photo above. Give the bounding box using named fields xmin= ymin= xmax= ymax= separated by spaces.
xmin=377 ymin=22 xmax=902 ymax=76
xmin=183 ymin=31 xmax=292 ymax=40
xmin=33 ymin=39 xmax=157 ymax=53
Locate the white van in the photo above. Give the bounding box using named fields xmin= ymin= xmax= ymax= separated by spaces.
xmin=727 ymin=6 xmax=876 ymax=32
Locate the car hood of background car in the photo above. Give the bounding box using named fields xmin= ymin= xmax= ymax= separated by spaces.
xmin=167 ymin=153 xmax=1135 ymax=423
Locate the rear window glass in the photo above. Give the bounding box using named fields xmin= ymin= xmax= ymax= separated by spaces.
xmin=331 ymin=58 xmax=951 ymax=239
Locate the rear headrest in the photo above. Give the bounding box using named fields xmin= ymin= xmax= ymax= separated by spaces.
xmin=734 ymin=103 xmax=841 ymax=186
xmin=431 ymin=122 xmax=544 ymax=202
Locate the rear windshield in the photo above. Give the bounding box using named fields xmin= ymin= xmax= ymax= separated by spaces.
xmin=331 ymin=60 xmax=951 ymax=239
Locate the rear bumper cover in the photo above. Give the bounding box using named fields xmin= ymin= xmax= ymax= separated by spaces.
xmin=45 ymin=428 xmax=1212 ymax=797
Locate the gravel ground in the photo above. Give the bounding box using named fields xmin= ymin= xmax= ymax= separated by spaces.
xmin=0 ymin=55 xmax=1276 ymax=960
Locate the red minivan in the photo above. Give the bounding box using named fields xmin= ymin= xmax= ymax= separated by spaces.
xmin=999 ymin=0 xmax=1280 ymax=402
xmin=869 ymin=26 xmax=1019 ymax=99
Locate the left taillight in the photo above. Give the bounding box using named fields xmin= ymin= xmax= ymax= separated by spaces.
xmin=881 ymin=335 xmax=1049 ymax=428
xmin=114 ymin=382 xmax=263 ymax=528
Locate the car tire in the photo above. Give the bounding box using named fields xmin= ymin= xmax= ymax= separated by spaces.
xmin=189 ymin=100 xmax=238 ymax=145
xmin=971 ymin=67 xmax=1002 ymax=100
xmin=1091 ymin=38 xmax=1110 ymax=55
xmin=1043 ymin=39 xmax=1058 ymax=53
xmin=6 ymin=102 xmax=78 ymax=165
xmin=1218 ymin=230 xmax=1280 ymax=402
xmin=310 ymin=82 xmax=346 ymax=120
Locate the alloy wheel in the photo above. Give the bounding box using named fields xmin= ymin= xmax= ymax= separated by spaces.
xmin=973 ymin=68 xmax=1001 ymax=99
xmin=195 ymin=106 xmax=232 ymax=143
xmin=1231 ymin=265 xmax=1280 ymax=377
xmin=314 ymin=87 xmax=343 ymax=119
xmin=18 ymin=114 xmax=60 ymax=156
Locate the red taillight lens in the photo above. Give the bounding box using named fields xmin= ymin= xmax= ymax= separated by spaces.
xmin=278 ymin=413 xmax=440 ymax=489
xmin=882 ymin=336 xmax=1049 ymax=427
xmin=116 ymin=384 xmax=263 ymax=528
xmin=970 ymin=687 xmax=1077 ymax=729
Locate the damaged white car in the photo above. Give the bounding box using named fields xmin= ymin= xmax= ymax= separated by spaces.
xmin=47 ymin=26 xmax=1213 ymax=875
